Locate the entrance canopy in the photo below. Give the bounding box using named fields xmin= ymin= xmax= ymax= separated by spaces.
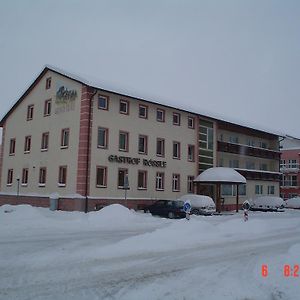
xmin=194 ymin=167 xmax=246 ymax=184
xmin=194 ymin=167 xmax=246 ymax=213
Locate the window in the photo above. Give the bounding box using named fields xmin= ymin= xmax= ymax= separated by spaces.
xmin=173 ymin=141 xmax=180 ymax=159
xmin=268 ymin=186 xmax=275 ymax=195
xmin=172 ymin=174 xmax=180 ymax=191
xmin=119 ymin=100 xmax=129 ymax=114
xmin=156 ymin=109 xmax=165 ymax=122
xmin=45 ymin=77 xmax=51 ymax=89
xmin=255 ymin=185 xmax=263 ymax=195
xmin=229 ymin=136 xmax=239 ymax=144
xmin=259 ymin=141 xmax=267 ymax=149
xmin=27 ymin=105 xmax=34 ymax=121
xmin=44 ymin=99 xmax=52 ymax=116
xmin=61 ymin=128 xmax=70 ymax=148
xmin=280 ymin=159 xmax=285 ymax=167
xmin=288 ymin=159 xmax=297 ymax=168
xmin=156 ymin=172 xmax=164 ymax=190
xmin=188 ymin=145 xmax=195 ymax=162
xmin=156 ymin=138 xmax=165 ymax=157
xmin=187 ymin=176 xmax=194 ymax=193
xmin=246 ymin=161 xmax=255 ymax=170
xmin=138 ymin=170 xmax=147 ymax=189
xmin=24 ymin=136 xmax=31 ymax=153
xmin=138 ymin=135 xmax=148 ymax=154
xmin=199 ymin=125 xmax=214 ymax=150
xmin=246 ymin=139 xmax=255 ymax=147
xmin=229 ymin=160 xmax=239 ymax=168
xmin=259 ymin=163 xmax=268 ymax=171
xmin=173 ymin=113 xmax=181 ymax=125
xmin=119 ymin=131 xmax=129 ymax=152
xmin=118 ymin=168 xmax=128 ymax=188
xmin=139 ymin=105 xmax=148 ymax=119
xmin=22 ymin=168 xmax=28 ymax=185
xmin=98 ymin=95 xmax=109 ymax=110
xmin=96 ymin=166 xmax=107 ymax=187
xmin=41 ymin=132 xmax=49 ymax=151
xmin=7 ymin=169 xmax=13 ymax=185
xmin=9 ymin=138 xmax=16 ymax=155
xmin=39 ymin=167 xmax=46 ymax=186
xmin=58 ymin=166 xmax=67 ymax=186
xmin=98 ymin=127 xmax=108 ymax=149
xmin=188 ymin=117 xmax=195 ymax=129
xmin=282 ymin=175 xmax=298 ymax=187
xmin=221 ymin=184 xmax=246 ymax=196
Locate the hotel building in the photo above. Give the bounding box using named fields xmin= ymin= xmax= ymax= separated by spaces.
xmin=0 ymin=66 xmax=282 ymax=211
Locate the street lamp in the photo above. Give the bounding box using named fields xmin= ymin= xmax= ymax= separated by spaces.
xmin=16 ymin=177 xmax=20 ymax=198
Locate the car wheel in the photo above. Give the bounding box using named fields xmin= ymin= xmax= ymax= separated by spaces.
xmin=191 ymin=209 xmax=200 ymax=215
xmin=168 ymin=212 xmax=175 ymax=219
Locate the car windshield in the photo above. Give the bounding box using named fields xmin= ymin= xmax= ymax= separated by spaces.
xmin=174 ymin=201 xmax=184 ymax=208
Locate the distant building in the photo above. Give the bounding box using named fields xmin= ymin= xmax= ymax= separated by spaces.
xmin=0 ymin=66 xmax=282 ymax=211
xmin=280 ymin=136 xmax=300 ymax=199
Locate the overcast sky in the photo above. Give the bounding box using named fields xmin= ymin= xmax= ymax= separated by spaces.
xmin=0 ymin=0 xmax=299 ymax=137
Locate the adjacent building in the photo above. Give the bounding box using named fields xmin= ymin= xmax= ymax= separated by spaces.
xmin=280 ymin=136 xmax=300 ymax=199
xmin=0 ymin=66 xmax=282 ymax=211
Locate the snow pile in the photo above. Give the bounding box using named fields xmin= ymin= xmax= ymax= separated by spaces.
xmin=285 ymin=197 xmax=300 ymax=209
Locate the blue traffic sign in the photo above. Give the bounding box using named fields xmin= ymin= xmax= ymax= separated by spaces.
xmin=183 ymin=201 xmax=191 ymax=212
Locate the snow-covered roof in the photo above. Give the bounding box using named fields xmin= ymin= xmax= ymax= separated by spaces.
xmin=194 ymin=167 xmax=246 ymax=184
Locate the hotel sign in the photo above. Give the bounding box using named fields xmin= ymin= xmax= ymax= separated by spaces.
xmin=108 ymin=155 xmax=167 ymax=168
xmin=55 ymin=84 xmax=78 ymax=114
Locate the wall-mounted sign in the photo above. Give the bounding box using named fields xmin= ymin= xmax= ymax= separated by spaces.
xmin=108 ymin=155 xmax=167 ymax=168
xmin=55 ymin=83 xmax=78 ymax=114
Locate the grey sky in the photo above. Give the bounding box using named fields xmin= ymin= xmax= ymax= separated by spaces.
xmin=0 ymin=0 xmax=299 ymax=137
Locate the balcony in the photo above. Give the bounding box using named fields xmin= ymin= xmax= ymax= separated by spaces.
xmin=280 ymin=164 xmax=299 ymax=173
xmin=235 ymin=168 xmax=281 ymax=182
xmin=218 ymin=141 xmax=280 ymax=160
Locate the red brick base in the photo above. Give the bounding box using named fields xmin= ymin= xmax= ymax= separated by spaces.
xmin=0 ymin=195 xmax=242 ymax=212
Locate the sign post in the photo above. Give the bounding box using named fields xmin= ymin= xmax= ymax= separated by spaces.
xmin=183 ymin=201 xmax=192 ymax=220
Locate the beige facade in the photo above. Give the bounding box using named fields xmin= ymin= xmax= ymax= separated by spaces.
xmin=0 ymin=66 xmax=282 ymax=211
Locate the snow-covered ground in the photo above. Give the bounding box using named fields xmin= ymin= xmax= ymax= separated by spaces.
xmin=0 ymin=204 xmax=300 ymax=300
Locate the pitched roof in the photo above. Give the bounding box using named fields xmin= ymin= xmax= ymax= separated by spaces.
xmin=0 ymin=65 xmax=286 ymax=138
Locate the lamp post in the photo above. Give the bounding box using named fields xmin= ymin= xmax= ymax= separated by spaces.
xmin=16 ymin=177 xmax=20 ymax=199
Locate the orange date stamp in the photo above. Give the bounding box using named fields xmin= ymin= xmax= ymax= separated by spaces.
xmin=261 ymin=264 xmax=299 ymax=277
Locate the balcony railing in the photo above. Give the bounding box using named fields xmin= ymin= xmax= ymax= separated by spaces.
xmin=218 ymin=141 xmax=280 ymax=160
xmin=236 ymin=169 xmax=281 ymax=182
xmin=280 ymin=164 xmax=299 ymax=173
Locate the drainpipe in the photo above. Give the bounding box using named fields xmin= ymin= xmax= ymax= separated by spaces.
xmin=85 ymin=87 xmax=97 ymax=213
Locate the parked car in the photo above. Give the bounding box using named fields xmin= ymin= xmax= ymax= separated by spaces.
xmin=285 ymin=197 xmax=300 ymax=209
xmin=177 ymin=194 xmax=216 ymax=215
xmin=247 ymin=196 xmax=285 ymax=212
xmin=144 ymin=200 xmax=186 ymax=219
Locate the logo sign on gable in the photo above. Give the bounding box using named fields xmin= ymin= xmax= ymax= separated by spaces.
xmin=55 ymin=82 xmax=78 ymax=114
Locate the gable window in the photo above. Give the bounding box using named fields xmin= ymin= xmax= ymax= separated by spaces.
xmin=44 ymin=99 xmax=52 ymax=116
xmin=118 ymin=168 xmax=128 ymax=188
xmin=173 ymin=113 xmax=181 ymax=126
xmin=58 ymin=166 xmax=67 ymax=186
xmin=173 ymin=141 xmax=180 ymax=159
xmin=7 ymin=169 xmax=13 ymax=186
xmin=156 ymin=109 xmax=165 ymax=122
xmin=27 ymin=105 xmax=34 ymax=121
xmin=172 ymin=174 xmax=180 ymax=192
xmin=139 ymin=105 xmax=148 ymax=119
xmin=156 ymin=172 xmax=164 ymax=191
xmin=96 ymin=166 xmax=107 ymax=187
xmin=24 ymin=136 xmax=31 ymax=153
xmin=156 ymin=138 xmax=165 ymax=157
xmin=22 ymin=168 xmax=28 ymax=185
xmin=119 ymin=100 xmax=129 ymax=115
xmin=188 ymin=117 xmax=195 ymax=129
xmin=98 ymin=95 xmax=109 ymax=110
xmin=187 ymin=176 xmax=194 ymax=193
xmin=138 ymin=135 xmax=148 ymax=154
xmin=39 ymin=167 xmax=46 ymax=186
xmin=61 ymin=128 xmax=70 ymax=148
xmin=9 ymin=138 xmax=16 ymax=155
xmin=188 ymin=145 xmax=195 ymax=162
xmin=45 ymin=77 xmax=51 ymax=89
xmin=138 ymin=170 xmax=147 ymax=189
xmin=98 ymin=127 xmax=108 ymax=149
xmin=41 ymin=132 xmax=49 ymax=151
xmin=119 ymin=131 xmax=129 ymax=152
